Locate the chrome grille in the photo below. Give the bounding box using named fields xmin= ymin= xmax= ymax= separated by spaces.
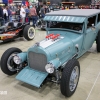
xmin=28 ymin=51 xmax=47 ymax=72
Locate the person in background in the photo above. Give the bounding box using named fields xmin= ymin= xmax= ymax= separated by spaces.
xmin=0 ymin=6 xmax=4 ymax=18
xmin=11 ymin=4 xmax=16 ymax=12
xmin=65 ymin=6 xmax=69 ymax=10
xmin=24 ymin=5 xmax=29 ymax=22
xmin=62 ymin=5 xmax=65 ymax=10
xmin=3 ymin=6 xmax=8 ymax=23
xmin=70 ymin=6 xmax=75 ymax=9
xmin=45 ymin=6 xmax=50 ymax=13
xmin=29 ymin=4 xmax=32 ymax=9
xmin=0 ymin=6 xmax=4 ymax=25
xmin=25 ymin=5 xmax=29 ymax=17
xmin=40 ymin=5 xmax=45 ymax=18
xmin=6 ymin=6 xmax=12 ymax=22
xmin=16 ymin=6 xmax=21 ymax=22
xmin=36 ymin=6 xmax=40 ymax=18
xmin=29 ymin=5 xmax=37 ymax=27
xmin=20 ymin=4 xmax=26 ymax=23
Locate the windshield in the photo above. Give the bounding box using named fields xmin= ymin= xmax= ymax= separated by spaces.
xmin=47 ymin=21 xmax=83 ymax=32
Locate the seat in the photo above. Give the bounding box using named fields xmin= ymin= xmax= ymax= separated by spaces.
xmin=7 ymin=22 xmax=14 ymax=29
xmin=17 ymin=22 xmax=22 ymax=27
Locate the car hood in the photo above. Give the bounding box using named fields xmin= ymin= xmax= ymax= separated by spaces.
xmin=28 ymin=30 xmax=83 ymax=61
xmin=39 ymin=30 xmax=82 ymax=58
xmin=41 ymin=35 xmax=72 ymax=56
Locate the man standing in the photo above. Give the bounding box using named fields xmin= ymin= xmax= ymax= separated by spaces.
xmin=6 ymin=6 xmax=12 ymax=22
xmin=20 ymin=5 xmax=26 ymax=23
xmin=40 ymin=5 xmax=45 ymax=18
xmin=16 ymin=6 xmax=21 ymax=22
xmin=0 ymin=6 xmax=3 ymax=18
xmin=29 ymin=5 xmax=37 ymax=27
xmin=45 ymin=6 xmax=50 ymax=13
xmin=3 ymin=6 xmax=8 ymax=23
xmin=0 ymin=6 xmax=4 ymax=25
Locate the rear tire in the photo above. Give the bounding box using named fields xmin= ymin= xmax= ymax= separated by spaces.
xmin=96 ymin=31 xmax=100 ymax=52
xmin=23 ymin=25 xmax=35 ymax=40
xmin=1 ymin=47 xmax=22 ymax=75
xmin=60 ymin=59 xmax=80 ymax=97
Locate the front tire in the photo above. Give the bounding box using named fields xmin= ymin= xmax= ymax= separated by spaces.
xmin=23 ymin=25 xmax=35 ymax=40
xmin=60 ymin=59 xmax=80 ymax=97
xmin=1 ymin=47 xmax=22 ymax=75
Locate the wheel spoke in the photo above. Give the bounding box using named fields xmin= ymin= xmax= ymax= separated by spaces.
xmin=7 ymin=52 xmax=18 ymax=71
xmin=69 ymin=66 xmax=79 ymax=92
xmin=29 ymin=28 xmax=34 ymax=37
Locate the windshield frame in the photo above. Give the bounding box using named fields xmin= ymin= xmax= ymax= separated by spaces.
xmin=46 ymin=21 xmax=84 ymax=33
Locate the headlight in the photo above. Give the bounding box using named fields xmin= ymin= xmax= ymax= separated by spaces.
xmin=13 ymin=55 xmax=22 ymax=64
xmin=45 ymin=63 xmax=54 ymax=74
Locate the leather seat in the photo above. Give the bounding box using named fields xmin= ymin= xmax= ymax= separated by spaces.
xmin=17 ymin=22 xmax=22 ymax=27
xmin=7 ymin=22 xmax=14 ymax=29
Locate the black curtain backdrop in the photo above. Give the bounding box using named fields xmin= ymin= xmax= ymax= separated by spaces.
xmin=38 ymin=0 xmax=42 ymax=2
xmin=50 ymin=0 xmax=62 ymax=4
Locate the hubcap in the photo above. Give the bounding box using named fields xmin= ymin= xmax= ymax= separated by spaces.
xmin=37 ymin=20 xmax=42 ymax=28
xmin=69 ymin=66 xmax=79 ymax=92
xmin=7 ymin=52 xmax=18 ymax=71
xmin=28 ymin=28 xmax=34 ymax=38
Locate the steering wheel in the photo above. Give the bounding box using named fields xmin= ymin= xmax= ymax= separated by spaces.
xmin=73 ymin=26 xmax=82 ymax=31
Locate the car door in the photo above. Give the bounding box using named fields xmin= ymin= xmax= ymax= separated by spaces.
xmin=83 ymin=16 xmax=97 ymax=50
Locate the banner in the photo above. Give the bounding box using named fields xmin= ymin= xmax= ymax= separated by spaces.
xmin=22 ymin=0 xmax=25 ymax=5
xmin=26 ymin=1 xmax=29 ymax=6
xmin=2 ymin=0 xmax=13 ymax=4
xmin=8 ymin=0 xmax=13 ymax=4
xmin=2 ymin=0 xmax=8 ymax=4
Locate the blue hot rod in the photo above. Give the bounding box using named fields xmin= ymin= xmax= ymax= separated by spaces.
xmin=1 ymin=9 xmax=100 ymax=97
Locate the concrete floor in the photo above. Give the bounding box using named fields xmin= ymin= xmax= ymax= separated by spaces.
xmin=0 ymin=29 xmax=100 ymax=100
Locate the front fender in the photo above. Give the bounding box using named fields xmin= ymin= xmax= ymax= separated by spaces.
xmin=17 ymin=52 xmax=27 ymax=63
xmin=49 ymin=58 xmax=61 ymax=69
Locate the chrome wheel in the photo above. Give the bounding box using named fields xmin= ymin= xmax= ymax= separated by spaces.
xmin=28 ymin=27 xmax=35 ymax=39
xmin=36 ymin=20 xmax=42 ymax=28
xmin=60 ymin=59 xmax=80 ymax=97
xmin=7 ymin=52 xmax=18 ymax=71
xmin=1 ymin=47 xmax=22 ymax=75
xmin=69 ymin=66 xmax=79 ymax=92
